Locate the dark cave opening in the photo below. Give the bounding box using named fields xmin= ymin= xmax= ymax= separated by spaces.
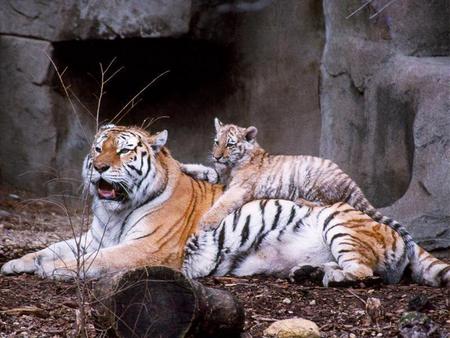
xmin=51 ymin=37 xmax=234 ymax=163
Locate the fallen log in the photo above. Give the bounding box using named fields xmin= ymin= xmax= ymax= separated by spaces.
xmin=93 ymin=266 xmax=245 ymax=338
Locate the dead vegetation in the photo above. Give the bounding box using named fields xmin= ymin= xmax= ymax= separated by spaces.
xmin=0 ymin=189 xmax=449 ymax=337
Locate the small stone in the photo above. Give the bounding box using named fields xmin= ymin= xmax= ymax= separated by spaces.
xmin=263 ymin=318 xmax=320 ymax=338
xmin=407 ymin=294 xmax=429 ymax=312
xmin=0 ymin=209 xmax=12 ymax=218
xmin=399 ymin=311 xmax=442 ymax=338
xmin=282 ymin=298 xmax=292 ymax=304
xmin=349 ymin=334 xmax=357 ymax=338
xmin=309 ymin=300 xmax=316 ymax=305
xmin=8 ymin=194 xmax=20 ymax=200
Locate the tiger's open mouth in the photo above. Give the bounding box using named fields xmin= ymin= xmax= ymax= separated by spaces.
xmin=96 ymin=179 xmax=127 ymax=201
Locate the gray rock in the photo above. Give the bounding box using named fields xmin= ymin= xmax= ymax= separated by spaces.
xmin=0 ymin=0 xmax=191 ymax=41
xmin=399 ymin=311 xmax=445 ymax=338
xmin=0 ymin=37 xmax=56 ymax=193
xmin=321 ymin=0 xmax=450 ymax=253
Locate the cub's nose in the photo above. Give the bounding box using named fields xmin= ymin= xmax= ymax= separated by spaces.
xmin=94 ymin=163 xmax=110 ymax=173
xmin=213 ymin=155 xmax=222 ymax=161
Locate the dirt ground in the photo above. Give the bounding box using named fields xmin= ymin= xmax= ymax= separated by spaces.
xmin=0 ymin=188 xmax=449 ymax=337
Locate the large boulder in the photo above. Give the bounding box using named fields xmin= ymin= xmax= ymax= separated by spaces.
xmin=320 ymin=0 xmax=450 ymax=252
xmin=0 ymin=0 xmax=191 ymax=41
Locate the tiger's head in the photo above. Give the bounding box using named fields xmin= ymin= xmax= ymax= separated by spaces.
xmin=212 ymin=118 xmax=259 ymax=167
xmin=83 ymin=124 xmax=169 ymax=211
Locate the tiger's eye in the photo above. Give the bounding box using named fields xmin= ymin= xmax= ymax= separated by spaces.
xmin=118 ymin=149 xmax=131 ymax=155
xmin=95 ymin=147 xmax=101 ymax=153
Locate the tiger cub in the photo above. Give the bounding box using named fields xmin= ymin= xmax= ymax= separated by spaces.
xmin=181 ymin=118 xmax=415 ymax=256
xmin=183 ymin=200 xmax=450 ymax=287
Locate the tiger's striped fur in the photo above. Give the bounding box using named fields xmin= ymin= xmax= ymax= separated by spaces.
xmin=183 ymin=200 xmax=450 ymax=287
xmin=1 ymin=125 xmax=223 ymax=279
xmin=181 ymin=118 xmax=416 ymax=259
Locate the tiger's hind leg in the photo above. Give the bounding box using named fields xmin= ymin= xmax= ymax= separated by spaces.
xmin=323 ymin=217 xmax=381 ymax=286
xmin=321 ymin=262 xmax=381 ymax=287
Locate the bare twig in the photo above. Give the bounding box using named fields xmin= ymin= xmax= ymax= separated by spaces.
xmin=369 ymin=0 xmax=399 ymax=19
xmin=346 ymin=0 xmax=375 ymax=19
xmin=141 ymin=115 xmax=170 ymax=131
xmin=110 ymin=70 xmax=170 ymax=125
xmin=45 ymin=52 xmax=90 ymax=143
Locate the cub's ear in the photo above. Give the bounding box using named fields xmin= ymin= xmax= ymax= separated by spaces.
xmin=214 ymin=117 xmax=223 ymax=132
xmin=152 ymin=130 xmax=168 ymax=152
xmin=245 ymin=126 xmax=258 ymax=142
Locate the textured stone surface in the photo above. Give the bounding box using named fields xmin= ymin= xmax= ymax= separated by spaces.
xmin=321 ymin=0 xmax=450 ymax=251
xmin=263 ymin=318 xmax=320 ymax=338
xmin=0 ymin=37 xmax=56 ymax=192
xmin=189 ymin=0 xmax=324 ymax=158
xmin=0 ymin=0 xmax=191 ymax=41
xmin=0 ymin=36 xmax=93 ymax=194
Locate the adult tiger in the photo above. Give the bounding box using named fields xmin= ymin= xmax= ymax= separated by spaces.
xmin=1 ymin=125 xmax=224 ymax=279
xmin=183 ymin=200 xmax=450 ymax=287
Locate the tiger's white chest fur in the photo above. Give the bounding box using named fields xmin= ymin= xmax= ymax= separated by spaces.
xmin=183 ymin=199 xmax=333 ymax=278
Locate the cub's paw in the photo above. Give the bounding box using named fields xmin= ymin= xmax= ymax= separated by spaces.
xmin=1 ymin=258 xmax=37 ymax=275
xmin=289 ymin=265 xmax=324 ymax=284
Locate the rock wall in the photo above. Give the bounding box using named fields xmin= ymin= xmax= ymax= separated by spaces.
xmin=321 ymin=0 xmax=450 ymax=251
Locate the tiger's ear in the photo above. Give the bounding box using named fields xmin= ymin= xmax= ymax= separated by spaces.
xmin=245 ymin=126 xmax=258 ymax=142
xmin=151 ymin=130 xmax=168 ymax=152
xmin=214 ymin=117 xmax=223 ymax=132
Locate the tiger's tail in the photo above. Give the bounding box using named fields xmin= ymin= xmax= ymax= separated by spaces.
xmin=408 ymin=243 xmax=450 ymax=287
xmin=349 ymin=195 xmax=416 ymax=262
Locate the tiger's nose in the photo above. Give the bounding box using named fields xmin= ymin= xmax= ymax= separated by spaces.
xmin=94 ymin=163 xmax=110 ymax=173
xmin=213 ymin=155 xmax=222 ymax=161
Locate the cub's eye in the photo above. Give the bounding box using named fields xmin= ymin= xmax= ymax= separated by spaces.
xmin=95 ymin=147 xmax=101 ymax=153
xmin=226 ymin=141 xmax=236 ymax=148
xmin=214 ymin=139 xmax=219 ymax=146
xmin=118 ymin=148 xmax=131 ymax=155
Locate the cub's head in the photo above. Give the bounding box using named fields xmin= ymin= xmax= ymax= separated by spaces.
xmin=212 ymin=118 xmax=258 ymax=166
xmin=83 ymin=124 xmax=169 ymax=210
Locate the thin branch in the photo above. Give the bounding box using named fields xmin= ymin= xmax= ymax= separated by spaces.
xmin=345 ymin=0 xmax=375 ymax=19
xmin=141 ymin=115 xmax=170 ymax=131
xmin=110 ymin=70 xmax=170 ymax=125
xmin=369 ymin=0 xmax=399 ymax=19
xmin=45 ymin=52 xmax=90 ymax=143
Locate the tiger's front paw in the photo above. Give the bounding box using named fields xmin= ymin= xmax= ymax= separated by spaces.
xmin=1 ymin=258 xmax=37 ymax=275
xmin=36 ymin=262 xmax=79 ymax=281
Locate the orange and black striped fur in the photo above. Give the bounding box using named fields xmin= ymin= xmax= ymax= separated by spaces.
xmin=181 ymin=118 xmax=416 ymax=259
xmin=183 ymin=200 xmax=450 ymax=287
xmin=1 ymin=125 xmax=223 ymax=279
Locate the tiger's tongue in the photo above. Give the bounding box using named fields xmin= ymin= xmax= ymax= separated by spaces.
xmin=98 ymin=188 xmax=116 ymax=199
xmin=98 ymin=180 xmax=117 ymax=199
